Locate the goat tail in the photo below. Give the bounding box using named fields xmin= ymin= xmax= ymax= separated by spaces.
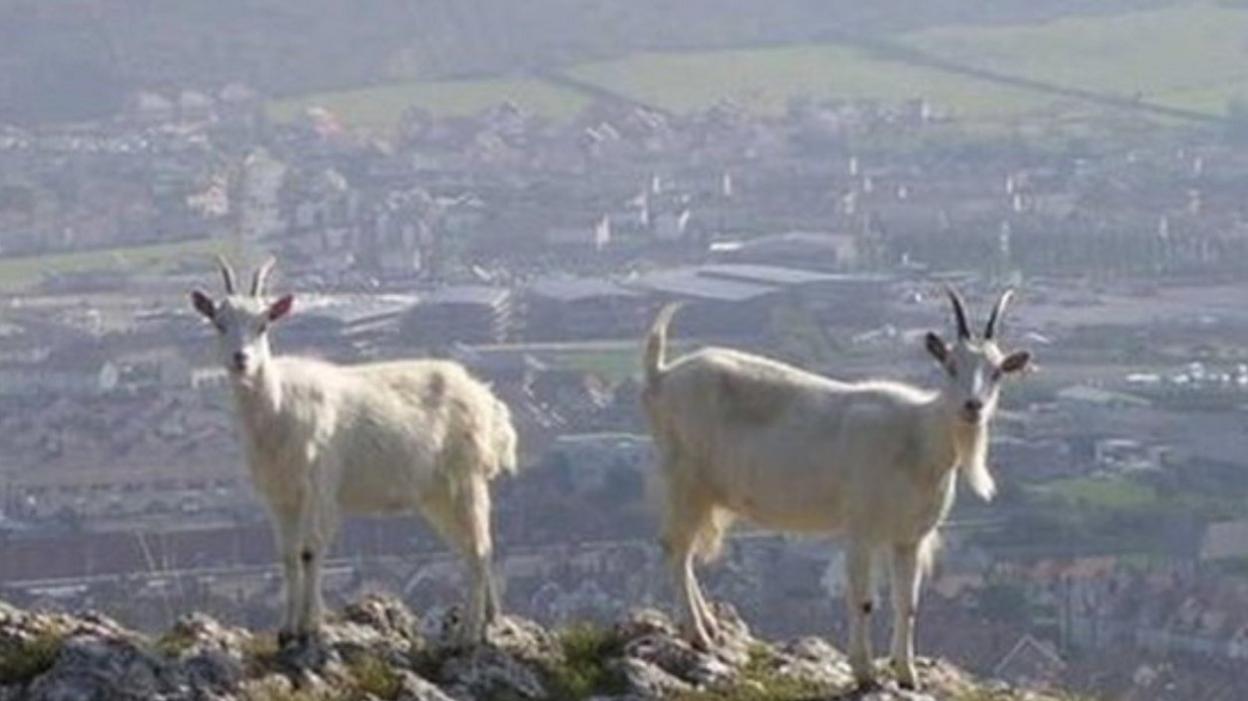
xmin=644 ymin=302 xmax=684 ymax=391
xmin=693 ymin=507 xmax=735 ymax=564
xmin=489 ymin=398 xmax=520 ymax=479
xmin=918 ymin=530 xmax=943 ymax=576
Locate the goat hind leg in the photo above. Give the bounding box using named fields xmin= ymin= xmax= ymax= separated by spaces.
xmin=845 ymin=538 xmax=877 ymax=688
xmin=690 ymin=515 xmax=732 ymax=640
xmin=889 ymin=542 xmax=922 ymax=690
xmin=425 ymin=476 xmax=498 ymax=645
xmin=689 ymin=566 xmax=721 ymax=640
xmin=660 ymin=509 xmax=715 ymax=648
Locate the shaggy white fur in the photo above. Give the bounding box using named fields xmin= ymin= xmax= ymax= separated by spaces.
xmin=192 ymin=258 xmax=517 ymax=646
xmin=640 ymin=289 xmax=1029 ymax=690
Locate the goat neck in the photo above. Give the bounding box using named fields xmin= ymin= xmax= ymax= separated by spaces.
xmin=231 ymin=355 xmax=284 ymax=425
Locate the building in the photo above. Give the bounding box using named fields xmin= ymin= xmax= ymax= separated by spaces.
xmin=525 ymin=277 xmax=645 ymax=340
xmin=400 ymin=286 xmax=513 ymax=346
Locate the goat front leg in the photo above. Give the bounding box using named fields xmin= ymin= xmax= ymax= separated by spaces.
xmin=845 ymin=538 xmax=876 ymax=688
xmin=889 ymin=541 xmax=923 ymax=690
xmin=294 ymin=490 xmax=341 ymax=644
xmin=270 ymin=502 xmax=305 ymax=648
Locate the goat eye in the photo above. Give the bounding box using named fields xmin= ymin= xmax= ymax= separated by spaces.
xmin=992 ymin=368 xmax=1004 ymax=382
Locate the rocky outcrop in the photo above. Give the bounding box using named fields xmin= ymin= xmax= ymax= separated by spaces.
xmin=0 ymin=596 xmax=1071 ymax=700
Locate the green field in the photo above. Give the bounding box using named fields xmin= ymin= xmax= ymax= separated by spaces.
xmin=265 ymin=3 xmax=1248 ymax=132
xmin=0 ymin=238 xmax=227 ymax=292
xmin=1034 ymin=476 xmax=1158 ymax=510
xmin=548 ymin=347 xmax=640 ymax=384
xmin=568 ymin=44 xmax=1052 ymax=119
xmin=572 ymin=3 xmax=1248 ymax=121
xmin=267 ymin=76 xmax=590 ymax=133
xmin=905 ymin=3 xmax=1248 ymax=116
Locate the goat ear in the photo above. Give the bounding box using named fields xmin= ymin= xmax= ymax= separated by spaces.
xmin=267 ymin=294 xmax=294 ymax=322
xmin=1001 ymin=350 xmax=1031 ymax=374
xmin=191 ymin=290 xmax=216 ymax=320
xmin=925 ymin=332 xmax=950 ymax=366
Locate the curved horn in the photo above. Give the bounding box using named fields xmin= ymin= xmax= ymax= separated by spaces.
xmin=215 ymin=254 xmax=237 ymax=295
xmin=251 ymin=256 xmax=276 ymax=297
xmin=984 ymin=288 xmax=1015 ymax=339
xmin=945 ymin=285 xmax=971 ymax=340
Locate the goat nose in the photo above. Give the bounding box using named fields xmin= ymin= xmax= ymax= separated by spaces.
xmin=233 ymin=351 xmax=249 ymax=369
xmin=964 ymin=399 xmax=983 ymax=413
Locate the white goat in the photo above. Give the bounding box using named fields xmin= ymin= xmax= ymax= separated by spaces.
xmin=641 ymin=290 xmax=1030 ymax=689
xmin=191 ymin=257 xmax=518 ymax=647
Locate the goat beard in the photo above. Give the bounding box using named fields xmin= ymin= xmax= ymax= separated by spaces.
xmin=953 ymin=420 xmax=994 ymax=501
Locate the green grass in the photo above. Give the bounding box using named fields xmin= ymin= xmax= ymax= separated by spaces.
xmin=0 ymin=631 xmax=63 ymax=685
xmin=153 ymin=628 xmax=197 ymax=658
xmin=267 ymin=76 xmax=590 ymax=134
xmin=0 ymin=237 xmax=228 ymax=292
xmin=568 ymin=44 xmax=1048 ymax=119
xmin=345 ymin=651 xmax=404 ymax=700
xmin=260 ymin=1 xmax=1248 ymax=138
xmin=240 ymin=632 xmax=282 ymax=679
xmin=547 ymin=347 xmax=641 ymax=384
xmin=566 ymin=2 xmax=1248 ymax=122
xmin=264 ymin=3 xmax=1248 ymax=134
xmin=1035 ymin=476 xmax=1158 ymax=510
xmin=672 ymin=644 xmax=828 ymax=701
xmin=542 ymin=623 xmax=628 ymax=699
xmin=904 ymin=2 xmax=1248 ymax=118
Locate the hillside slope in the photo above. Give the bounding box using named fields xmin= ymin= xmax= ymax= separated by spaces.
xmin=0 ymin=0 xmax=1172 ymax=123
xmin=0 ymin=595 xmax=1075 ymax=700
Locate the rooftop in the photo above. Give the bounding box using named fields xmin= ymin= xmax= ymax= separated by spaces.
xmin=527 ymin=277 xmax=642 ymax=303
xmin=626 ymin=269 xmax=778 ymax=303
xmin=417 ymin=285 xmax=511 ymax=308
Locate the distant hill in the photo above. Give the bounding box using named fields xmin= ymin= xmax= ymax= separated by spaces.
xmin=0 ymin=0 xmax=1174 ymax=125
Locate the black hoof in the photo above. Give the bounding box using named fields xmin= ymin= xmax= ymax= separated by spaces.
xmin=854 ymin=678 xmax=882 ymax=693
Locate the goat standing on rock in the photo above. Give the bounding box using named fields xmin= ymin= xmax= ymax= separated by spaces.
xmin=191 ymin=257 xmax=518 ymax=647
xmin=641 ymin=289 xmax=1031 ymax=690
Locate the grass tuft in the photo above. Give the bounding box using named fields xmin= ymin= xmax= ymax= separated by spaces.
xmin=540 ymin=623 xmax=628 ymax=699
xmin=673 ymin=644 xmax=828 ymax=701
xmin=0 ymin=631 xmax=64 ymax=686
xmin=344 ymin=651 xmax=404 ymax=700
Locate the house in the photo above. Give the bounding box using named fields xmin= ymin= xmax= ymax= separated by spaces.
xmin=177 ymin=90 xmax=215 ymax=121
xmin=710 ymin=231 xmax=860 ymax=270
xmin=126 ymin=91 xmax=175 ymax=124
xmin=624 ymin=268 xmax=779 ymax=336
xmin=524 ymin=277 xmax=645 ymax=340
xmin=1199 ymin=521 xmax=1248 ymax=562
xmin=543 ymin=432 xmax=652 ymax=493
xmin=283 ymin=294 xmax=416 ymax=349
xmin=992 ymin=634 xmax=1066 ymax=687
xmin=545 ymin=215 xmax=611 ymax=251
xmin=399 ymin=286 xmax=513 ymax=346
xmin=1056 ymin=385 xmax=1152 ymax=410
xmin=652 ymin=208 xmax=692 ymax=242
